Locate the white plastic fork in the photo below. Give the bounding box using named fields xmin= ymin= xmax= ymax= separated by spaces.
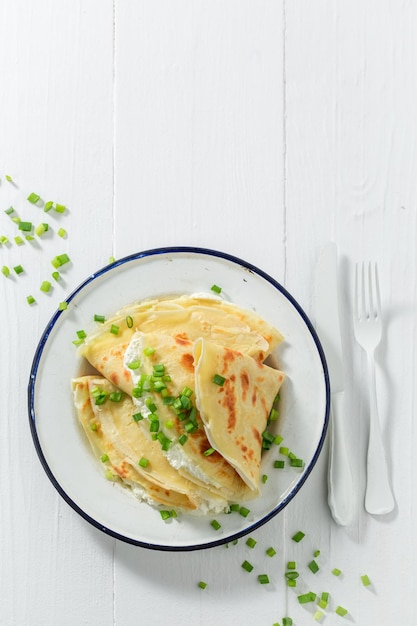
xmin=353 ymin=262 xmax=395 ymax=515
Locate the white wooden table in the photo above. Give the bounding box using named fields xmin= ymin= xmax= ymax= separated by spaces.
xmin=1 ymin=1 xmax=415 ymax=624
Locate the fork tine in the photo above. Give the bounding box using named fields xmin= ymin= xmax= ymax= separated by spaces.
xmin=354 ymin=263 xmax=359 ymax=320
xmin=361 ymin=261 xmax=366 ymax=320
xmin=374 ymin=262 xmax=381 ymax=319
xmin=368 ymin=262 xmax=374 ymax=319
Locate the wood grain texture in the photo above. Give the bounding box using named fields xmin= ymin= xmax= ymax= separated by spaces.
xmin=1 ymin=0 xmax=416 ymax=624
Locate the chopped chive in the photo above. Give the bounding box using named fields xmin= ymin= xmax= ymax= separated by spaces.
xmin=100 ymin=454 xmax=109 ymax=462
xmin=127 ymin=360 xmax=141 ymax=370
xmin=313 ymin=610 xmax=324 ymax=622
xmin=51 ymin=253 xmax=70 ymax=268
xmin=258 ymin=574 xmax=269 ymax=585
xmin=318 ymin=592 xmax=329 ymax=609
xmin=95 ymin=392 xmax=108 ymax=405
xmin=160 ymin=510 xmax=172 ymax=521
xmin=40 ymin=280 xmax=52 ymax=293
xmin=132 ymin=412 xmax=143 ymax=422
xmin=210 ymin=284 xmax=222 ymax=294
xmin=110 ymin=324 xmax=119 ymax=335
xmin=274 ymin=435 xmax=283 ymax=445
xmin=149 ymin=420 xmax=160 ymax=433
xmin=332 ymin=568 xmax=342 ymax=576
xmin=105 ymin=469 xmax=116 ymax=480
xmin=198 ymin=581 xmax=207 ymax=589
xmin=212 ymin=373 xmax=226 ymax=386
xmin=290 ymin=458 xmax=304 ymax=468
xmin=203 ymin=447 xmax=215 ymax=457
xmin=1 ymin=266 xmax=10 ymax=277
xmin=287 ymin=561 xmax=296 ymax=569
xmin=12 ymin=216 xmax=20 ymax=224
xmin=18 ymin=221 xmax=33 ymax=232
xmin=308 ymin=560 xmax=319 ymax=574
xmin=0 ymin=236 xmax=9 ymax=244
xmin=14 ymin=236 xmax=24 ymax=245
xmin=274 ymin=460 xmax=285 ymax=469
xmin=109 ymin=391 xmax=123 ymax=402
xmin=229 ymin=503 xmax=240 ymax=512
xmin=210 ymin=519 xmax=221 ymax=530
xmin=262 ymin=430 xmax=275 ymax=444
xmin=279 ymin=446 xmax=290 ymax=456
xmin=25 ymin=235 xmax=34 ymax=241
xmin=266 ymin=547 xmax=276 ymax=557
xmin=5 ymin=206 xmax=15 ymax=215
xmin=262 ymin=474 xmax=268 ymax=483
xmin=269 ymin=408 xmax=279 ymax=421
xmin=126 ymin=315 xmax=133 ymax=328
xmin=54 ymin=203 xmax=66 ymax=213
xmin=287 ymin=579 xmax=297 ymax=588
xmin=44 ymin=201 xmax=54 ymax=212
xmin=27 ymin=192 xmax=40 ymax=204
xmin=239 ymin=506 xmax=250 ymax=518
xmin=292 ymin=531 xmax=305 ymax=543
xmin=14 ymin=265 xmax=24 ymax=275
xmin=241 ymin=560 xmax=254 ymax=573
xmin=58 ymin=227 xmax=67 ymax=238
xmin=297 ymin=592 xmax=316 ymax=604
xmin=52 ymin=271 xmax=60 ymax=281
xmin=76 ymin=330 xmax=87 ymax=339
xmin=90 ymin=423 xmax=98 ymax=431
xmin=108 ymin=255 xmax=116 ymax=264
xmin=361 ymin=574 xmax=371 ymax=587
xmin=335 ymin=606 xmax=348 ymax=617
xmin=285 ymin=571 xmax=299 ymax=580
xmin=72 ymin=338 xmax=84 ymax=346
xmin=246 ymin=537 xmax=257 ymax=549
xmin=94 ymin=314 xmax=105 ymax=323
xmin=178 ymin=434 xmax=188 ymax=445
xmin=283 ymin=619 xmax=293 ymax=626
xmin=26 ymin=295 xmax=36 ymax=305
xmin=138 ymin=457 xmax=149 ymax=468
xmin=5 ymin=175 xmax=13 ymax=182
xmin=143 ymin=346 xmax=155 ymax=356
xmin=314 ymin=550 xmax=321 ymax=558
xmin=58 ymin=302 xmax=68 ymax=311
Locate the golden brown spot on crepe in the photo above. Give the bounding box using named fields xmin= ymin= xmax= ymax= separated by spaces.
xmin=180 ymin=353 xmax=194 ymax=372
xmin=252 ymin=427 xmax=261 ymax=446
xmin=222 ymin=348 xmax=237 ymax=374
xmin=251 ymin=388 xmax=258 ymax=405
xmin=174 ymin=333 xmax=191 ymax=346
xmin=247 ymin=448 xmax=255 ymax=460
xmin=222 ymin=380 xmax=237 ymax=432
xmin=115 ymin=461 xmax=129 ymax=479
xmin=110 ymin=372 xmax=119 ymax=386
xmin=102 ymin=355 xmax=108 ymax=362
xmin=122 ymin=369 xmax=131 ymax=382
xmin=240 ymin=370 xmax=249 ymax=401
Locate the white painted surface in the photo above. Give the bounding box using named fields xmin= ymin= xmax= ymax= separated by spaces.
xmin=0 ymin=1 xmax=415 ymax=624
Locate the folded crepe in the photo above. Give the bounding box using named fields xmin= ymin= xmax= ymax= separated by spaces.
xmin=72 ymin=375 xmax=228 ymax=512
xmin=194 ymin=338 xmax=285 ymax=490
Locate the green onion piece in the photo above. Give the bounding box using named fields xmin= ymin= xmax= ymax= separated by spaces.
xmin=110 ymin=324 xmax=119 ymax=335
xmin=210 ymin=284 xmax=222 ymax=294
xmin=149 ymin=420 xmax=160 ymax=433
xmin=77 ymin=330 xmax=87 ymax=339
xmin=40 ymin=280 xmax=52 ymax=293
xmin=138 ymin=457 xmax=149 ymax=468
xmin=239 ymin=506 xmax=250 ymax=518
xmin=12 ymin=216 xmax=21 ymax=224
xmin=198 ymin=581 xmax=207 ymax=589
xmin=109 ymin=391 xmax=123 ymax=402
xmin=51 ymin=253 xmax=70 ymax=268
xmin=157 ymin=432 xmax=172 ymax=451
xmin=25 ymin=235 xmax=34 ymax=241
xmin=108 ymin=256 xmax=115 ymax=264
xmin=0 ymin=236 xmax=9 ymax=244
xmin=27 ymin=192 xmax=40 ymax=204
xmin=314 ymin=550 xmax=320 ymax=557
xmin=143 ymin=346 xmax=155 ymax=356
xmin=335 ymin=606 xmax=348 ymax=617
xmin=269 ymin=408 xmax=279 ymax=421
xmin=308 ymin=560 xmax=319 ymax=574
xmin=94 ymin=314 xmax=105 ymax=323
xmin=178 ymin=434 xmax=188 ymax=445
xmin=126 ymin=315 xmax=133 ymax=328
xmin=132 ymin=412 xmax=143 ymax=422
xmin=145 ymin=398 xmax=157 ymax=412
xmin=266 ymin=547 xmax=276 ymax=557
xmin=59 ymin=302 xmax=68 ymax=311
xmin=105 ymin=469 xmax=116 ymax=480
xmin=229 ymin=503 xmax=240 ymax=512
xmin=241 ymin=560 xmax=254 ymax=573
xmin=246 ymin=537 xmax=257 ymax=549
xmin=44 ymin=201 xmax=54 ymax=212
xmin=274 ymin=460 xmax=285 ymax=469
xmin=283 ymin=619 xmax=293 ymax=626
xmin=14 ymin=265 xmax=24 ymax=275
xmin=313 ymin=610 xmax=324 ymax=622
xmin=279 ymin=446 xmax=290 ymax=456
xmin=290 ymin=458 xmax=304 ymax=468
xmin=18 ymin=221 xmax=33 ymax=232
xmin=100 ymin=454 xmax=109 ymax=463
xmin=287 ymin=561 xmax=296 ymax=569
xmin=262 ymin=474 xmax=268 ymax=483
xmin=35 ymin=223 xmax=48 ymax=237
xmin=54 ymin=203 xmax=66 ymax=213
xmin=58 ymin=227 xmax=67 ymax=238
xmin=212 ymin=373 xmax=226 ymax=386
xmin=274 ymin=435 xmax=283 ymax=445
xmin=1 ymin=266 xmax=10 ymax=277
xmin=72 ymin=338 xmax=84 ymax=346
xmin=292 ymin=531 xmax=305 ymax=543
xmin=361 ymin=574 xmax=371 ymax=587
xmin=318 ymin=592 xmax=329 ymax=609
xmin=5 ymin=206 xmax=15 ymax=215
xmin=287 ymin=579 xmax=297 ymax=588
xmin=210 ymin=519 xmax=221 ymax=531
xmin=95 ymin=392 xmax=108 ymax=405
xmin=165 ymin=420 xmax=174 ymax=429
xmin=26 ymin=295 xmax=36 ymax=305
xmin=5 ymin=175 xmax=13 ymax=182
xmin=262 ymin=430 xmax=275 ymax=444
xmin=258 ymin=574 xmax=269 ymax=585
xmin=160 ymin=510 xmax=171 ymax=521
xmin=14 ymin=236 xmax=24 ymax=246
xmin=285 ymin=571 xmax=299 ymax=580
xmin=90 ymin=423 xmax=98 ymax=431
xmin=52 ymin=271 xmax=60 ymax=281
xmin=203 ymin=447 xmax=215 ymax=457
xmin=297 ymin=592 xmax=316 ymax=604
xmin=332 ymin=568 xmax=342 ymax=576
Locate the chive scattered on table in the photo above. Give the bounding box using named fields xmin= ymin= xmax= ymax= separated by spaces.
xmin=292 ymin=531 xmax=305 ymax=543
xmin=241 ymin=560 xmax=254 ymax=573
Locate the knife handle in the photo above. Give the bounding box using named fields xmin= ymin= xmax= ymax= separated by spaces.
xmin=327 ymin=391 xmax=354 ymax=526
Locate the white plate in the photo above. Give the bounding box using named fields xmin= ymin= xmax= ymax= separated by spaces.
xmin=28 ymin=247 xmax=329 ymax=551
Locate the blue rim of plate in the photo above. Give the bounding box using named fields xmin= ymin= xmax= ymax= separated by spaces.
xmin=28 ymin=246 xmax=330 ymax=551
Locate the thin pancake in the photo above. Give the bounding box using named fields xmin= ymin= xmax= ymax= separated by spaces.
xmin=194 ymin=338 xmax=285 ymax=490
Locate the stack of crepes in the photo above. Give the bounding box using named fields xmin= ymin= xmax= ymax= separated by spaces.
xmin=72 ymin=295 xmax=285 ymax=515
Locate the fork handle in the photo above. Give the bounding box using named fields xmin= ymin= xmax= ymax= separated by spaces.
xmin=327 ymin=391 xmax=354 ymax=526
xmin=365 ymin=355 xmax=395 ymax=515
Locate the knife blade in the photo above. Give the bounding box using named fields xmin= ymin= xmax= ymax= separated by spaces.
xmin=314 ymin=242 xmax=354 ymax=526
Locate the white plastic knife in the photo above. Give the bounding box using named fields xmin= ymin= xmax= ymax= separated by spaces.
xmin=314 ymin=242 xmax=354 ymax=526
